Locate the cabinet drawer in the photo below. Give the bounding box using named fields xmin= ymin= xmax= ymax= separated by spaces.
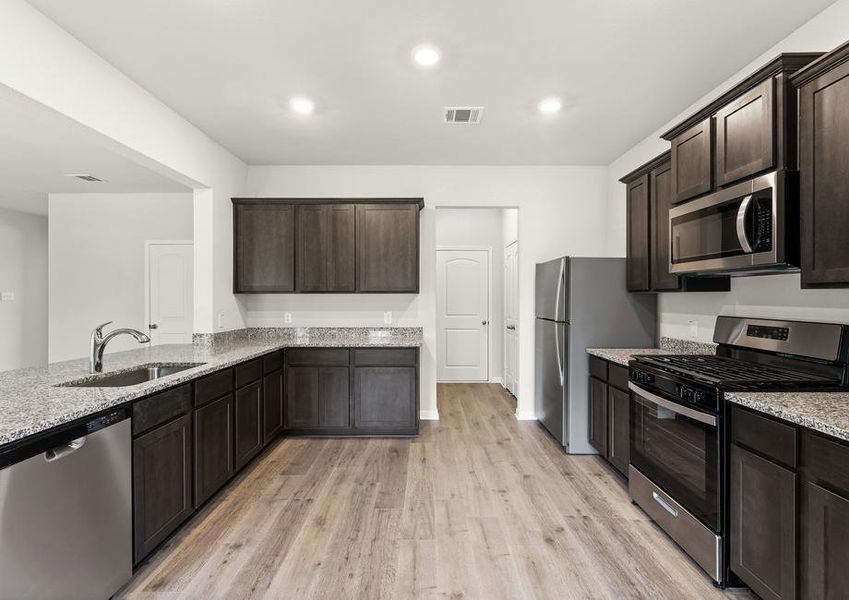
xmin=731 ymin=405 xmax=797 ymax=469
xmin=132 ymin=384 xmax=192 ymax=436
xmin=608 ymin=364 xmax=630 ymax=391
xmin=235 ymin=358 xmax=263 ymax=388
xmin=285 ymin=348 xmax=349 ymax=366
xmin=263 ymin=350 xmax=284 ymax=373
xmin=803 ymin=430 xmax=849 ymax=497
xmin=353 ymin=348 xmax=418 ymax=367
xmin=194 ymin=368 xmax=234 ymax=407
xmin=589 ymin=356 xmax=608 ymax=381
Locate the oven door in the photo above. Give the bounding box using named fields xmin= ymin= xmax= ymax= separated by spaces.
xmin=669 ymin=172 xmax=778 ymax=274
xmin=629 ymin=382 xmax=721 ymax=532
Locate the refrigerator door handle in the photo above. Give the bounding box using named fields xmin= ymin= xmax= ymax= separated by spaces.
xmin=554 ymin=258 xmax=565 ymax=322
xmin=555 ymin=323 xmax=564 ymax=386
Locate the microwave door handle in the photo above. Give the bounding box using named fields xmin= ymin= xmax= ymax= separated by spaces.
xmin=736 ymin=194 xmax=754 ymax=253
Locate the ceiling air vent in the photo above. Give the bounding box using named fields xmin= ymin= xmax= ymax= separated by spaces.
xmin=64 ymin=174 xmax=105 ymax=182
xmin=444 ymin=106 xmax=484 ymax=124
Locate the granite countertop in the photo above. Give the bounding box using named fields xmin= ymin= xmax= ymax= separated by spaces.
xmin=726 ymin=391 xmax=849 ymax=443
xmin=586 ymin=337 xmax=717 ymax=366
xmin=0 ymin=327 xmax=422 ymax=449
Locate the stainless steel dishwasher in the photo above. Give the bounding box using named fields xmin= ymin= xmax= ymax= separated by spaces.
xmin=0 ymin=407 xmax=132 ymax=600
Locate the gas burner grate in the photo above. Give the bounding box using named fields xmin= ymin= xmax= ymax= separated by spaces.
xmin=634 ymin=354 xmax=840 ymax=388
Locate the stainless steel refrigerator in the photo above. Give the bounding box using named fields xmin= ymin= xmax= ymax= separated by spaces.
xmin=535 ymin=257 xmax=657 ymax=453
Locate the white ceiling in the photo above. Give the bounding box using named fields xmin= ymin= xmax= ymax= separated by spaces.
xmin=0 ymin=85 xmax=190 ymax=215
xmin=28 ymin=0 xmax=835 ymax=165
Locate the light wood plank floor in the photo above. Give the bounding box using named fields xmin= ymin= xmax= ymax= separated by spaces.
xmin=120 ymin=383 xmax=755 ymax=599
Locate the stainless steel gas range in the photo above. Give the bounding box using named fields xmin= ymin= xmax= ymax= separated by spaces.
xmin=627 ymin=316 xmax=849 ymax=587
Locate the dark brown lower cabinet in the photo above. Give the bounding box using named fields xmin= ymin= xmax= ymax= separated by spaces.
xmin=588 ymin=376 xmax=608 ymax=455
xmin=285 ymin=366 xmax=350 ymax=432
xmin=730 ymin=443 xmax=797 ymax=600
xmin=234 ymin=380 xmax=263 ymax=470
xmin=193 ymin=394 xmax=234 ymax=507
xmin=801 ymin=430 xmax=849 ymax=599
xmin=353 ymin=366 xmax=417 ymax=433
xmin=132 ymin=414 xmax=192 ymax=564
xmin=262 ymin=369 xmax=284 ymax=445
xmin=804 ymin=482 xmax=849 ymax=598
xmin=607 ymin=387 xmax=630 ymax=476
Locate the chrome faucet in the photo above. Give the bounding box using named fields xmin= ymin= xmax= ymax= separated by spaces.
xmin=90 ymin=321 xmax=151 ymax=373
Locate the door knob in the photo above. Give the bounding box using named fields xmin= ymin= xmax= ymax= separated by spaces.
xmin=149 ymin=324 xmax=159 ymax=330
xmin=482 ymin=320 xmax=488 ymax=326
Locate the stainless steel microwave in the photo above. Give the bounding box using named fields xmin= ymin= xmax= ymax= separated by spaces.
xmin=669 ymin=171 xmax=798 ymax=275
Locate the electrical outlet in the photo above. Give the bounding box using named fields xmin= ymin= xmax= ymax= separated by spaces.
xmin=0 ymin=291 xmax=14 ymax=302
xmin=217 ymin=312 xmax=224 ymax=329
xmin=384 ymin=311 xmax=393 ymax=325
xmin=284 ymin=312 xmax=292 ymax=324
xmin=688 ymin=319 xmax=698 ymax=338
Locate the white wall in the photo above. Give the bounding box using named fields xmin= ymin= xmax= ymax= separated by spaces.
xmin=435 ymin=208 xmax=506 ymax=383
xmin=48 ymin=193 xmax=193 ymax=362
xmin=606 ymin=0 xmax=849 ymax=342
xmin=242 ymin=166 xmax=609 ymax=419
xmin=0 ymin=207 xmax=47 ymax=371
xmin=0 ymin=0 xmax=247 ymax=335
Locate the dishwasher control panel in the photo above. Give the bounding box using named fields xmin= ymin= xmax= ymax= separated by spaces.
xmin=86 ymin=408 xmax=128 ymax=433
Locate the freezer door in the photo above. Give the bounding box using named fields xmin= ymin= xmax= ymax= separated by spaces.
xmin=535 ymin=318 xmax=567 ymax=444
xmin=534 ymin=257 xmax=568 ymax=322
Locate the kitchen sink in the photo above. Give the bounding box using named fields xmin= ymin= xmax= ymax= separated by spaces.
xmin=60 ymin=363 xmax=206 ymax=387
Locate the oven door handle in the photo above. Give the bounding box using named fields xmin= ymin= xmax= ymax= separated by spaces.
xmin=735 ymin=194 xmax=754 ymax=253
xmin=629 ymin=382 xmax=717 ymax=426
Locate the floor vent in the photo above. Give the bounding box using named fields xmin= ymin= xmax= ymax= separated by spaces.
xmin=444 ymin=107 xmax=484 ymax=124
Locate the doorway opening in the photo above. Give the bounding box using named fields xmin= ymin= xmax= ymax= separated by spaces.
xmin=435 ymin=208 xmax=519 ymax=398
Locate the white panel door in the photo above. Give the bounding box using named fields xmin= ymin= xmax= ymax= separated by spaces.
xmin=437 ymin=249 xmax=489 ymax=381
xmin=504 ymin=241 xmax=519 ymax=394
xmin=148 ymin=243 xmax=193 ymax=345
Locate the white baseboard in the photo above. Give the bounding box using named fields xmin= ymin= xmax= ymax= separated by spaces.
xmin=489 ymin=377 xmax=503 ymax=385
xmin=420 ymin=409 xmax=440 ymax=420
xmin=515 ymin=410 xmax=537 ymax=421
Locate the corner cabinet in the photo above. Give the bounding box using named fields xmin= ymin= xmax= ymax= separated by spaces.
xmin=233 ymin=198 xmax=423 ymax=294
xmin=792 ymin=43 xmax=849 ymax=287
xmin=619 ymin=152 xmax=730 ymax=294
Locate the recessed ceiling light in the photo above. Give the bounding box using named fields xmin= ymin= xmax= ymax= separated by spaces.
xmin=290 ymin=96 xmax=315 ymax=115
xmin=412 ymin=44 xmax=441 ymax=68
xmin=538 ymin=97 xmax=562 ymax=115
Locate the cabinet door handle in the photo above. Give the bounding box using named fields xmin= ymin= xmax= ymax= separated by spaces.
xmin=652 ymin=491 xmax=679 ymax=518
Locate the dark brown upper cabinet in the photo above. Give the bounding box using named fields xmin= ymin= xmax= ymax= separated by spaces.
xmin=296 ymin=204 xmax=356 ymax=292
xmin=662 ymin=53 xmax=822 ymax=203
xmin=619 ymin=152 xmax=730 ymax=294
xmin=233 ymin=202 xmax=296 ymax=293
xmin=715 ymin=79 xmax=775 ymax=187
xmin=671 ymin=118 xmax=713 ymax=203
xmin=649 ymin=158 xmax=679 ymax=291
xmin=233 ymin=198 xmax=422 ymax=294
xmin=792 ymin=42 xmax=849 ymax=288
xmin=625 ymin=174 xmax=651 ymax=292
xmin=356 ymin=203 xmax=420 ymax=293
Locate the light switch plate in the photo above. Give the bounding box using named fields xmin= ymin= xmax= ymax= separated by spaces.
xmin=284 ymin=312 xmax=292 ymax=324
xmin=384 ymin=311 xmax=393 ymax=325
xmin=688 ymin=320 xmax=698 ymax=338
xmin=0 ymin=292 xmax=14 ymax=302
xmin=217 ymin=312 xmax=224 ymax=329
